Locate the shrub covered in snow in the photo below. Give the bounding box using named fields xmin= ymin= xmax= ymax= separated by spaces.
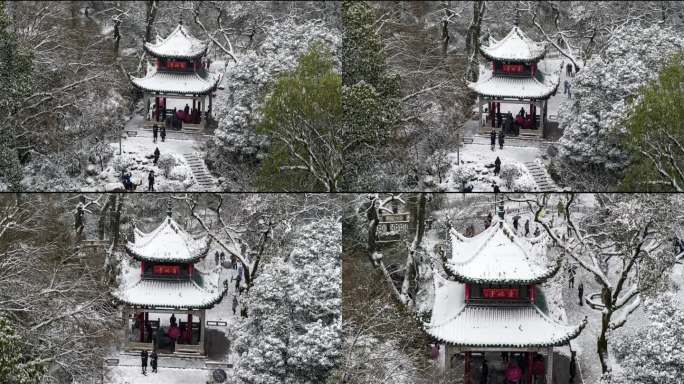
xmin=156 ymin=154 xmax=176 ymax=177
xmin=111 ymin=154 xmax=136 ymax=174
xmin=499 ymin=163 xmax=522 ymax=189
xmin=449 ymin=165 xmax=476 ymax=187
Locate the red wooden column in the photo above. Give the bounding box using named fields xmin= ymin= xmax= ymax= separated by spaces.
xmin=529 ymin=284 xmax=536 ymax=303
xmin=464 ymin=284 xmax=471 ymax=302
xmin=527 ymin=352 xmax=533 ymax=384
xmin=187 ymin=313 xmax=193 ymax=343
xmin=490 ymin=102 xmax=495 ymax=127
xmin=464 ymin=351 xmax=472 ymax=384
xmin=155 ymin=97 xmax=160 ymax=121
xmin=144 ymin=312 xmax=149 ymax=342
xmin=496 ymin=102 xmax=501 ymax=127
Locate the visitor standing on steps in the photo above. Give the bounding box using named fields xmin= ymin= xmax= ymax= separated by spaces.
xmin=150 ymin=350 xmax=158 ymax=374
xmin=578 ymin=282 xmax=584 ymax=306
xmin=490 ymin=129 xmax=496 ymax=151
xmin=152 ymin=124 xmax=158 ymax=143
xmin=140 ymin=350 xmax=148 ymax=375
xmin=147 ymin=170 xmax=155 ymax=192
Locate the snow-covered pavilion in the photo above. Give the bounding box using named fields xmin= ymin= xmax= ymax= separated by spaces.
xmin=131 ymin=19 xmax=221 ymax=132
xmin=112 ymin=203 xmax=227 ymax=356
xmin=426 ymin=212 xmax=585 ymax=384
xmin=469 ymin=25 xmax=560 ymax=138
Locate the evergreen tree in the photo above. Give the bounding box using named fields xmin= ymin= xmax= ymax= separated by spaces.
xmin=620 ymin=54 xmax=684 ymax=191
xmin=341 ymin=1 xmax=401 ymax=189
xmin=256 ymin=44 xmax=343 ymax=191
xmin=0 ymin=317 xmax=44 ymax=384
xmin=0 ymin=0 xmax=32 ymax=190
xmin=233 ymin=219 xmax=341 ymax=384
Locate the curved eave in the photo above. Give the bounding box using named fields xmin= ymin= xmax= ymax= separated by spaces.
xmin=144 ymin=44 xmax=208 ymax=60
xmin=467 ymin=74 xmax=559 ymax=100
xmin=425 ymin=306 xmax=587 ymax=349
xmin=130 ymin=73 xmax=219 ymax=96
xmin=479 ymin=45 xmax=546 ymax=63
xmin=111 ymin=283 xmax=227 ymax=310
xmin=124 ymin=237 xmax=211 ymax=264
xmin=442 ymin=250 xmax=563 ymax=285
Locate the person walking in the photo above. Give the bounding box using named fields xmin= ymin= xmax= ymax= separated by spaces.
xmin=147 ymin=170 xmax=155 ymax=192
xmin=232 ymin=295 xmax=239 ymax=315
xmin=494 ymin=157 xmax=501 ymax=176
xmin=513 ymin=216 xmax=519 ymax=232
xmin=566 ymin=63 xmax=572 ymax=77
xmin=153 ymin=147 xmax=160 ymax=165
xmin=568 ymin=265 xmax=575 ymax=289
xmin=533 ymin=226 xmax=540 ymax=237
xmin=152 ymin=124 xmax=158 ymax=143
xmin=498 ymin=130 xmax=505 ymax=149
xmin=150 ymin=351 xmax=158 ymax=374
xmin=524 ymin=219 xmax=530 ymax=236
xmin=215 ymin=251 xmax=220 ymax=266
xmin=490 ymin=129 xmax=496 ymax=151
xmin=140 ymin=350 xmax=148 ymax=375
xmin=160 ymin=126 xmax=166 ymax=142
xmin=564 ymin=80 xmax=570 ymax=96
xmin=578 ymin=282 xmax=584 ymax=306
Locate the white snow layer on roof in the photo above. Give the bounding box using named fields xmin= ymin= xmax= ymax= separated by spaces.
xmin=426 ymin=273 xmax=582 ymax=347
xmin=131 ymin=69 xmax=219 ymax=95
xmin=113 ymin=272 xmax=225 ymax=309
xmin=481 ymin=27 xmax=546 ymax=61
xmin=127 ymin=217 xmax=209 ymax=262
xmin=145 ymin=24 xmax=207 ymax=58
xmin=468 ymin=69 xmax=559 ymax=99
xmin=446 ymin=218 xmax=553 ymax=283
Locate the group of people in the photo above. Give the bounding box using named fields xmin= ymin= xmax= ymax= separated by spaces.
xmin=214 ymin=251 xmax=246 ymax=317
xmin=152 ymin=124 xmax=166 ymax=143
xmin=140 ymin=349 xmax=158 ymax=375
xmin=490 ymin=129 xmax=505 ymax=151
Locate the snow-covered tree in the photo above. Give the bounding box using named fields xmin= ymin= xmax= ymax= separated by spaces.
xmin=206 ymin=17 xmax=340 ymax=188
xmin=557 ymin=24 xmax=684 ymax=186
xmin=519 ymin=193 xmax=681 ymax=373
xmin=232 ymin=218 xmax=341 ymax=384
xmin=0 ymin=316 xmax=44 ymax=384
xmin=611 ymin=293 xmax=684 ymax=384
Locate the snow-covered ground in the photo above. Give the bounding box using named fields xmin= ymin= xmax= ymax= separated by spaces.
xmin=104 ymin=367 xmax=210 ymax=384
xmin=84 ymin=115 xmax=213 ymax=191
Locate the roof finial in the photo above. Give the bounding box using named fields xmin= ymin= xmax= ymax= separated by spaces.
xmin=167 ymin=199 xmax=173 ymax=217
xmin=514 ymin=10 xmax=520 ymax=27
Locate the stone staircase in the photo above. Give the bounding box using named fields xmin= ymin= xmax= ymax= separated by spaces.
xmin=183 ymin=153 xmax=217 ymax=190
xmin=471 ymin=135 xmax=554 ymax=152
xmin=524 ymin=161 xmax=558 ymax=191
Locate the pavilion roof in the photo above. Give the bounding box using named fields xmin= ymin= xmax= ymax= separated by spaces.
xmin=443 ymin=217 xmax=561 ymax=285
xmin=144 ymin=23 xmax=208 ymax=59
xmin=480 ymin=26 xmax=546 ymax=63
xmin=467 ymin=69 xmax=559 ymax=99
xmin=112 ymin=273 xmax=226 ymax=310
xmin=125 ymin=216 xmax=211 ymax=263
xmin=425 ymin=273 xmax=586 ymax=348
xmin=130 ymin=69 xmax=220 ymax=95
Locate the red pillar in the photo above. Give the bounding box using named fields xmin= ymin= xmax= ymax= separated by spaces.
xmin=141 ymin=261 xmax=145 ymax=274
xmin=490 ymin=102 xmax=495 ymax=127
xmin=496 ymin=102 xmax=501 ymax=127
xmin=155 ymin=97 xmax=160 ymax=121
xmin=527 ymin=352 xmax=534 ymax=384
xmin=529 ymin=285 xmax=536 ymax=302
xmin=464 ymin=351 xmax=472 ymax=384
xmin=465 ymin=284 xmax=471 ymax=301
xmin=188 ymin=263 xmax=193 ymax=277
xmin=187 ymin=314 xmax=193 ymax=343
xmin=144 ymin=312 xmax=149 ymax=342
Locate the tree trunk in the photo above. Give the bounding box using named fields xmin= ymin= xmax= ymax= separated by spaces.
xmin=597 ymin=310 xmax=611 ymax=373
xmin=465 ymin=1 xmax=485 ymax=82
xmin=367 ymin=202 xmax=379 ymax=262
xmin=144 ymin=0 xmax=158 ymax=44
xmin=412 ymin=193 xmax=427 ymax=249
xmin=111 ymin=194 xmax=123 ymax=250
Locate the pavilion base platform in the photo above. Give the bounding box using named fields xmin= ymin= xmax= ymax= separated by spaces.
xmin=143 ymin=119 xmax=206 ymax=133
xmin=445 ymin=345 xmax=555 ymax=384
xmin=478 ymin=126 xmax=543 ymax=140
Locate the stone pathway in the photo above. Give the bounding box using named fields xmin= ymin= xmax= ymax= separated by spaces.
xmin=524 ymin=161 xmax=559 ymax=191
xmin=183 ymin=153 xmax=217 ymax=190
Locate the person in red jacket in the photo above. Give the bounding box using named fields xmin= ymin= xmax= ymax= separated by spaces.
xmin=505 ymin=361 xmax=522 ymax=384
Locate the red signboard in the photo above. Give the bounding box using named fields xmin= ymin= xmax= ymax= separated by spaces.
xmin=166 ymin=61 xmax=188 ymax=70
xmin=153 ymin=265 xmax=179 ymax=275
xmin=502 ymin=64 xmax=524 ymax=73
xmin=483 ymin=288 xmax=520 ymax=299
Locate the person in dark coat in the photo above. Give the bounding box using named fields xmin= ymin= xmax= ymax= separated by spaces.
xmin=140 ymin=350 xmax=148 ymax=375
xmin=480 ymin=358 xmax=489 ymax=384
xmin=160 ymin=126 xmax=166 ymax=142
xmin=578 ymin=282 xmax=584 ymax=306
xmin=568 ymin=265 xmax=575 ymax=289
xmin=494 ymin=156 xmax=501 ymax=176
xmin=170 ymin=313 xmax=177 ymax=326
xmin=153 ymin=147 xmax=160 ymax=165
xmin=498 ymin=131 xmax=505 ymax=149
xmin=524 ymin=219 xmax=530 ymax=236
xmin=184 ymin=103 xmax=190 ymax=116
xmin=152 ymin=124 xmax=158 ymax=143
xmin=150 ymin=351 xmax=158 ymax=373
xmin=232 ymin=295 xmax=239 ymax=315
xmin=493 ymin=183 xmax=500 ymax=194
xmin=513 ymin=216 xmax=519 ymax=231
xmin=519 ymin=107 xmax=525 ymax=117
xmin=534 ymin=226 xmax=540 ymax=237
xmin=215 ymin=251 xmax=220 ymax=266
xmin=148 ymin=170 xmax=155 ymax=192
xmin=490 ymin=129 xmax=496 ymax=151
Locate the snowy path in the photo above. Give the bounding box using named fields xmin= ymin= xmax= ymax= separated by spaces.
xmin=523 ymin=161 xmax=558 ymax=191
xmin=183 ymin=153 xmax=218 ymax=190
xmin=104 ymin=366 xmax=210 ymax=384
